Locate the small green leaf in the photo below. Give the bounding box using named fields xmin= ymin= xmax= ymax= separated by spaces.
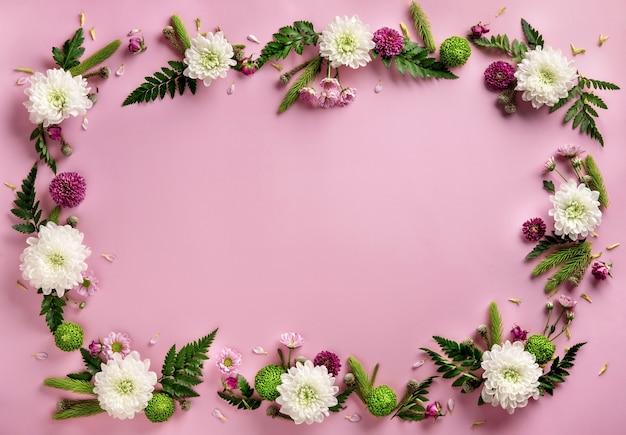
xmin=543 ymin=180 xmax=555 ymax=192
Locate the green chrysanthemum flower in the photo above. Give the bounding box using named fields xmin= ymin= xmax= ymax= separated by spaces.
xmin=525 ymin=334 xmax=556 ymax=365
xmin=365 ymin=385 xmax=397 ymax=417
xmin=144 ymin=393 xmax=175 ymax=423
xmin=254 ymin=365 xmax=286 ymax=401
xmin=54 ymin=322 xmax=84 ymax=352
xmin=439 ymin=36 xmax=471 ymax=67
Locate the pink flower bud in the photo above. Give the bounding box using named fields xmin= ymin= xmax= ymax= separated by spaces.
xmin=240 ymin=57 xmax=257 ymax=75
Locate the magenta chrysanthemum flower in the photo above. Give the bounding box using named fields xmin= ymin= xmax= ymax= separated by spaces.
xmin=510 ymin=325 xmax=528 ymax=342
xmin=372 ymin=27 xmax=404 ymax=58
xmin=313 ymin=350 xmax=342 ymax=377
xmin=591 ymin=261 xmax=612 ymax=280
xmin=224 ymin=376 xmax=239 ymax=390
xmin=216 ymin=347 xmax=242 ymax=376
xmin=484 ymin=61 xmax=516 ymax=91
xmin=73 ymin=269 xmax=99 ymax=296
xmin=280 ymin=332 xmax=304 ymax=349
xmin=522 ymin=217 xmax=546 ymax=242
xmin=47 ymin=125 xmax=62 ymax=141
xmin=102 ymin=332 xmax=132 ymax=361
xmin=49 ymin=172 xmax=86 ymax=208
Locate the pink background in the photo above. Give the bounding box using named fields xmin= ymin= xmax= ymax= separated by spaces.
xmin=1 ymin=0 xmax=625 ymax=434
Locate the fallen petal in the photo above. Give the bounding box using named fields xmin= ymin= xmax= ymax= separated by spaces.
xmin=247 ymin=34 xmax=261 ymax=44
xmin=472 ymin=421 xmax=486 ymax=428
xmin=81 ymin=115 xmax=89 ymax=130
xmin=496 ymin=7 xmax=506 ymax=16
xmin=412 ymin=359 xmax=425 ymax=369
xmin=32 ymin=352 xmax=48 ymax=360
xmin=127 ymin=28 xmax=142 ymax=36
xmin=212 ymin=408 xmax=227 ymax=421
xmin=374 ymin=79 xmax=383 ymax=93
xmin=581 ymin=293 xmax=593 ymax=303
xmin=4 ymin=181 xmax=17 ymax=190
xmin=598 ymin=34 xmax=610 ymax=46
xmin=116 ymin=64 xmax=125 ymax=76
xmin=195 ymin=18 xmax=201 ymax=31
xmin=15 ymin=77 xmax=29 ymax=86
xmin=606 ymin=243 xmax=620 ymax=250
xmin=508 ymin=298 xmax=522 ymax=305
xmin=399 ymin=22 xmax=411 ymax=40
xmin=447 ymin=398 xmax=455 ymax=414
xmin=598 ymin=363 xmax=608 ymax=375
xmin=226 ymin=82 xmax=235 ymax=95
xmin=271 ymin=63 xmax=283 ymax=71
xmin=101 ymin=253 xmax=117 ymax=263
xmin=17 ymin=280 xmax=28 ymax=290
xmin=90 ymin=27 xmax=96 ymax=41
xmin=345 ymin=413 xmax=361 ymax=422
xmin=149 ymin=333 xmax=161 ymax=345
xmin=15 ymin=67 xmax=35 ymax=73
xmin=252 ymin=346 xmax=268 ymax=355
xmin=79 ymin=12 xmax=85 ymax=27
xmin=570 ymin=44 xmax=586 ymax=56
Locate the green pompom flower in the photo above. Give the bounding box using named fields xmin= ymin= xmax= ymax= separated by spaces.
xmin=525 ymin=334 xmax=556 ymax=364
xmin=54 ymin=322 xmax=84 ymax=352
xmin=144 ymin=393 xmax=175 ymax=423
xmin=366 ymin=385 xmax=397 ymax=417
xmin=254 ymin=365 xmax=286 ymax=401
xmin=439 ymin=36 xmax=471 ymax=67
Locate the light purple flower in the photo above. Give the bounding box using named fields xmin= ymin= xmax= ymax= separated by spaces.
xmin=337 ymin=87 xmax=357 ymax=107
xmin=591 ymin=261 xmax=612 ymax=280
xmin=470 ymin=23 xmax=490 ymax=39
xmin=88 ymin=340 xmax=102 ymax=356
xmin=128 ymin=37 xmax=146 ymax=54
xmin=510 ymin=325 xmax=528 ymax=342
xmin=49 ymin=172 xmax=86 ymax=208
xmin=558 ymin=294 xmax=577 ymax=308
xmin=318 ymin=88 xmax=341 ymax=108
xmin=299 ymin=87 xmax=319 ymax=107
xmin=102 ymin=332 xmax=132 ymax=361
xmin=216 ymin=347 xmax=242 ymax=376
xmin=73 ymin=269 xmax=99 ymax=296
xmin=484 ymin=61 xmax=516 ymax=91
xmin=372 ymin=27 xmax=405 ymax=58
xmin=313 ymin=350 xmax=342 ymax=377
xmin=280 ymin=332 xmax=304 ymax=349
xmin=557 ymin=143 xmax=585 ymax=159
xmin=522 ymin=217 xmax=546 ymax=242
xmin=425 ymin=401 xmax=442 ymax=419
xmin=46 ymin=125 xmax=62 ymax=141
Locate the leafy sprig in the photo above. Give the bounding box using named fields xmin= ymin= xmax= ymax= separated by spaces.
xmin=526 ymin=232 xmax=572 ymax=259
xmin=470 ymin=34 xmax=528 ymax=62
xmin=409 ymin=1 xmax=436 ymax=52
xmin=29 ymin=126 xmax=56 ymax=174
xmin=520 ymin=18 xmax=544 ymax=50
xmin=278 ymin=55 xmax=322 ymax=113
xmin=52 ymin=28 xmax=85 ymax=70
xmin=11 ymin=163 xmax=44 ymax=234
xmin=329 ymin=386 xmax=354 ymax=412
xmin=420 ymin=337 xmax=482 ymax=390
xmin=159 ymin=329 xmax=217 ymax=399
xmin=538 ymin=342 xmax=586 ymax=395
xmin=39 ymin=293 xmax=66 ymax=333
xmin=393 ymin=376 xmax=437 ymax=421
xmin=256 ymin=21 xmax=320 ymax=70
xmin=532 ymin=241 xmax=592 ymax=294
xmin=218 ymin=374 xmax=263 ymax=410
xmin=583 ymin=154 xmax=609 ymax=207
xmin=373 ymin=40 xmax=457 ymax=79
xmin=122 ymin=61 xmax=197 ymax=106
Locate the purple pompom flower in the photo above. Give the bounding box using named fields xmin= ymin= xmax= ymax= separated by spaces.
xmin=484 ymin=61 xmax=516 ymax=91
xmin=313 ymin=350 xmax=342 ymax=377
xmin=510 ymin=325 xmax=528 ymax=342
xmin=372 ymin=27 xmax=405 ymax=58
xmin=49 ymin=172 xmax=87 ymax=208
xmin=522 ymin=217 xmax=546 ymax=242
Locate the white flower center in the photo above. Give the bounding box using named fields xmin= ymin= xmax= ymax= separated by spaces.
xmin=564 ymin=201 xmax=585 ymax=219
xmin=47 ymin=252 xmax=65 ymax=268
xmin=337 ymin=34 xmax=357 ymax=54
xmin=539 ymin=68 xmax=556 ymax=85
xmin=502 ymin=367 xmax=521 ymax=383
xmin=115 ymin=378 xmax=135 ymax=395
xmin=296 ymin=384 xmax=319 ymax=406
xmin=200 ymin=51 xmax=220 ymax=70
xmin=48 ymin=89 xmax=67 ymax=110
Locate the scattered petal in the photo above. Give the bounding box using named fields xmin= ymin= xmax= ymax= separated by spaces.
xmin=412 ymin=359 xmax=425 ymax=369
xmin=472 ymin=420 xmax=486 ymax=428
xmin=17 ymin=280 xmax=28 ymax=291
xmin=345 ymin=413 xmax=361 ymax=422
xmin=252 ymin=346 xmax=268 ymax=355
xmin=508 ymin=298 xmax=522 ymax=305
xmin=570 ymin=44 xmax=586 ymax=56
xmin=374 ymin=79 xmax=383 ymax=93
xmin=212 ymin=408 xmax=227 ymax=422
xmin=447 ymin=398 xmax=455 ymax=414
xmin=247 ymin=34 xmax=261 ymax=44
xmin=581 ymin=293 xmax=593 ymax=303
xmin=79 ymin=12 xmax=85 ymax=27
xmin=4 ymin=182 xmax=17 ymax=190
xmin=15 ymin=77 xmax=29 ymax=86
xmin=606 ymin=243 xmax=620 ymax=250
xmin=399 ymin=22 xmax=411 ymax=40
xmin=598 ymin=34 xmax=610 ymax=46
xmin=271 ymin=63 xmax=283 ymax=71
xmin=598 ymin=363 xmax=608 ymax=375
xmin=226 ymin=82 xmax=235 ymax=95
xmin=495 ymin=7 xmax=506 ymax=16
xmin=127 ymin=29 xmax=142 ymax=36
xmin=195 ymin=18 xmax=201 ymax=31
xmin=101 ymin=253 xmax=117 ymax=263
xmin=565 ymin=326 xmax=571 ymax=339
xmin=32 ymin=352 xmax=48 ymax=360
xmin=81 ymin=115 xmax=89 ymax=130
xmin=14 ymin=67 xmax=35 ymax=73
xmin=591 ymin=252 xmax=602 ymax=259
xmin=90 ymin=27 xmax=96 ymax=41
xmin=149 ymin=333 xmax=161 ymax=345
xmin=116 ymin=64 xmax=125 ymax=76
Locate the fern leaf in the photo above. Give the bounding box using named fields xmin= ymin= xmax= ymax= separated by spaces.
xmin=39 ymin=294 xmax=66 ymax=332
xmin=329 ymin=387 xmax=354 ymax=412
xmin=123 ymin=63 xmax=196 ymax=106
xmin=278 ymin=55 xmax=322 ymax=113
xmin=217 ymin=391 xmax=263 ymax=410
xmin=538 ymin=342 xmax=586 ymax=395
xmin=80 ymin=348 xmax=103 ymax=375
xmin=44 ymin=378 xmax=96 ymax=396
xmin=521 ymin=19 xmax=544 ymax=49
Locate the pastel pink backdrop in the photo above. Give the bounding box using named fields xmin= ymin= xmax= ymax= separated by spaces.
xmin=1 ymin=1 xmax=625 ymax=434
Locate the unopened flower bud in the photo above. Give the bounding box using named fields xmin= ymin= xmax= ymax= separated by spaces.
xmin=476 ymin=324 xmax=487 ymax=335
xmin=462 ymin=337 xmax=474 ymax=346
xmin=128 ymin=37 xmax=146 ymax=54
xmin=406 ymin=379 xmax=421 ymax=395
xmin=343 ymin=373 xmax=356 ymax=387
xmin=566 ymin=311 xmax=575 ymax=321
xmin=504 ymin=103 xmax=517 ymax=114
xmin=61 ymin=143 xmax=74 ymax=156
xmin=57 ymin=399 xmax=72 ymax=411
xmin=180 ymin=399 xmax=192 ymax=411
xmin=546 ymin=301 xmax=554 ymax=311
xmin=497 ymin=92 xmax=510 ymax=104
xmin=66 ymin=215 xmax=79 ymax=228
xmin=240 ymin=57 xmax=257 ymax=75
xmin=294 ymin=356 xmax=307 ymax=365
xmin=232 ymin=44 xmax=246 ymax=62
xmin=87 ymin=93 xmax=99 ymax=105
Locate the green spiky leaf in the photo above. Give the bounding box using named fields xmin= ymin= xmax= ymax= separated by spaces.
xmin=389 ymin=40 xmax=457 ymax=79
xmin=583 ymin=154 xmax=609 ymax=207
xmin=40 ymin=294 xmax=66 ymax=333
xmin=278 ymin=55 xmax=322 ymax=113
xmin=538 ymin=342 xmax=586 ymax=395
xmin=409 ymin=1 xmax=436 ymax=52
xmin=122 ymin=61 xmax=196 ymax=106
xmin=526 ymin=233 xmax=571 ymax=259
xmin=52 ymin=28 xmax=85 ymax=70
xmin=217 ymin=390 xmax=263 ymax=410
xmin=80 ymin=348 xmax=103 ymax=376
xmin=329 ymin=387 xmax=354 ymax=412
xmin=521 ymin=19 xmax=544 ymax=50
xmin=44 ymin=378 xmax=96 ymax=396
xmin=256 ymin=21 xmax=319 ymax=69
xmin=488 ymin=302 xmax=503 ymax=346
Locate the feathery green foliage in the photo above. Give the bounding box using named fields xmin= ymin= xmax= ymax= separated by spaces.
xmin=420 ymin=337 xmax=482 ymax=391
xmin=52 ymin=400 xmax=104 ymax=419
xmin=520 ymin=19 xmax=544 ymax=50
xmin=526 ymin=233 xmax=571 ymax=259
xmin=29 ymin=126 xmax=56 ymax=174
xmin=470 ymin=34 xmax=528 ymax=62
xmin=393 ymin=376 xmax=436 ymax=421
xmin=218 ymin=375 xmax=262 ymax=410
xmin=409 ymin=2 xmax=436 ymax=52
xmin=40 ymin=294 xmax=66 ymax=333
xmin=44 ymin=378 xmax=96 ymax=395
xmin=122 ymin=61 xmax=197 ymax=106
xmin=488 ymin=302 xmax=503 ymax=346
xmin=52 ymin=28 xmax=85 ymax=70
xmin=68 ymin=40 xmax=121 ymax=77
xmin=160 ymin=329 xmax=218 ymax=399
xmin=170 ymin=15 xmax=191 ymax=50
xmin=373 ymin=40 xmax=457 ymax=79
xmin=532 ymin=242 xmax=592 ymax=293
xmin=278 ymin=55 xmax=322 ymax=113
xmin=80 ymin=347 xmax=104 ymax=377
xmin=538 ymin=342 xmax=586 ymax=396
xmin=11 ymin=163 xmax=43 ymax=234
xmin=347 ymin=356 xmax=374 ymax=400
xmin=329 ymin=387 xmax=354 ymax=412
xmin=584 ymin=155 xmax=609 ymax=207
xmin=256 ymin=21 xmax=319 ymax=69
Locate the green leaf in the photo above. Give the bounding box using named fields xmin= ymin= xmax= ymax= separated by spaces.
xmin=68 ymin=39 xmax=121 ymax=77
xmin=543 ymin=180 xmax=555 ymax=192
xmin=44 ymin=378 xmax=96 ymax=396
xmin=329 ymin=387 xmax=354 ymax=412
xmin=40 ymin=294 xmax=66 ymax=333
xmin=521 ymin=19 xmax=544 ymax=50
xmin=538 ymin=342 xmax=586 ymax=395
xmin=237 ymin=374 xmax=254 ymax=398
xmin=256 ymin=21 xmax=320 ymax=69
xmin=488 ymin=302 xmax=503 ymax=346
xmin=583 ymin=154 xmax=609 ymax=207
xmin=123 ymin=64 xmax=197 ymax=106
xmin=80 ymin=348 xmax=103 ymax=376
xmin=48 ymin=206 xmax=61 ymax=224
xmin=409 ymin=1 xmax=436 ymax=52
xmin=217 ymin=391 xmax=263 ymax=410
xmin=470 ymin=34 xmax=512 ymax=56
xmin=526 ymin=233 xmax=570 ymax=259
xmin=52 ymin=28 xmax=85 ymax=70
xmin=385 ymin=40 xmax=457 ymax=79
xmin=51 ymin=399 xmax=104 ymax=420
xmin=347 ymin=356 xmax=373 ymax=400
xmin=67 ymin=371 xmax=93 ymax=381
xmin=532 ymin=242 xmax=592 ymax=292
xmin=171 ymin=15 xmax=191 ymax=50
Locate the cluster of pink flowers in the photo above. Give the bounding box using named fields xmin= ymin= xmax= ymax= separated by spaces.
xmin=299 ymin=78 xmax=356 ymax=109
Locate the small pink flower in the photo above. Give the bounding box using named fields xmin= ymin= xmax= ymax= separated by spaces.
xmin=558 ymin=294 xmax=577 ymax=308
xmin=299 ymin=87 xmax=319 ymax=107
xmin=313 ymin=350 xmax=341 ymax=376
xmin=591 ymin=261 xmax=612 ymax=280
xmin=318 ymin=88 xmax=341 ymax=108
xmin=224 ymin=376 xmax=239 ymax=390
xmin=510 ymin=325 xmax=528 ymax=342
xmin=240 ymin=57 xmax=257 ymax=75
xmin=46 ymin=125 xmax=62 ymax=141
xmin=49 ymin=172 xmax=87 ymax=208
xmin=372 ymin=27 xmax=405 ymax=58
xmin=484 ymin=61 xmax=516 ymax=91
xmin=88 ymin=340 xmax=102 ymax=356
xmin=557 ymin=143 xmax=585 ymax=159
xmin=425 ymin=401 xmax=442 ymax=419
xmin=73 ymin=270 xmax=99 ymax=296
xmin=280 ymin=332 xmax=304 ymax=349
xmin=102 ymin=332 xmax=132 ymax=361
xmin=337 ymin=87 xmax=357 ymax=107
xmin=470 ymin=22 xmax=490 ymax=39
xmin=216 ymin=347 xmax=242 ymax=376
xmin=128 ymin=36 xmax=146 ymax=53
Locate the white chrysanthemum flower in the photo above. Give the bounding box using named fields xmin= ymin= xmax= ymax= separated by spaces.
xmin=548 ymin=179 xmax=602 ymax=240
xmin=93 ymin=351 xmax=157 ymax=420
xmin=23 ymin=69 xmax=93 ymax=127
xmin=275 ymin=360 xmax=339 ymax=424
xmin=480 ymin=341 xmax=542 ymax=414
xmin=183 ymin=32 xmax=236 ymax=86
xmin=514 ymin=46 xmax=578 ymax=108
xmin=19 ymin=222 xmax=91 ymax=297
xmin=319 ymin=16 xmax=375 ymax=69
